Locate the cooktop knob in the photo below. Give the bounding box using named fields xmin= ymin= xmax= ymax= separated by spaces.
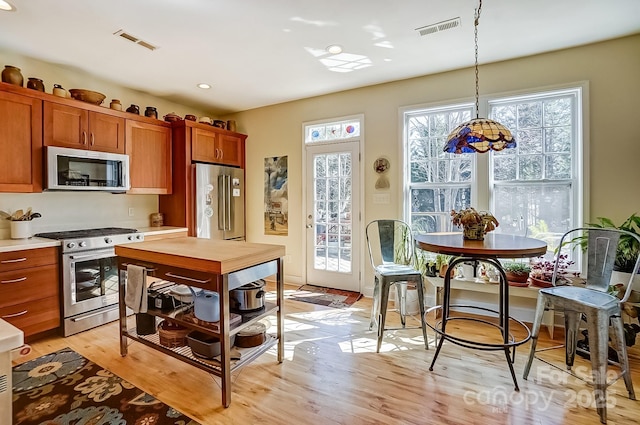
xmin=128 ymin=235 xmax=134 ymax=241
xmin=67 ymin=242 xmax=76 ymax=249
xmin=79 ymin=241 xmax=87 ymax=247
xmin=105 ymin=237 xmax=113 ymax=244
xmin=136 ymin=235 xmax=143 ymax=240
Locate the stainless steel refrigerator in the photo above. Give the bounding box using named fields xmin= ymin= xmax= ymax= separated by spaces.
xmin=195 ymin=163 xmax=245 ymax=240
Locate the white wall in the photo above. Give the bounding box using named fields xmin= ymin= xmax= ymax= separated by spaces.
xmin=0 ymin=192 xmax=156 ymax=239
xmin=231 ymin=34 xmax=640 ymax=294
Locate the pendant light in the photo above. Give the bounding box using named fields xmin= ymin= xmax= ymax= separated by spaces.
xmin=443 ymin=0 xmax=516 ymax=154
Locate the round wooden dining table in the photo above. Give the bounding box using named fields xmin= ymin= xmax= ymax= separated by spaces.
xmin=414 ymin=232 xmax=548 ymax=391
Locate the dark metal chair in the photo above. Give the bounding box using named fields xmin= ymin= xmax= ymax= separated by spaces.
xmin=523 ymin=227 xmax=640 ymax=424
xmin=365 ymin=219 xmax=429 ymax=353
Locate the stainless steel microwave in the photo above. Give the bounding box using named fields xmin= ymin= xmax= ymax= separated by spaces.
xmin=45 ymin=146 xmax=130 ymax=192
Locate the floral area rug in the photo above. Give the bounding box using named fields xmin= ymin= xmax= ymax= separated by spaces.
xmin=12 ymin=347 xmax=199 ymax=425
xmin=288 ymin=284 xmax=363 ymax=308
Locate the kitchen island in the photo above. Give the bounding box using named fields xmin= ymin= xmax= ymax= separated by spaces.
xmin=115 ymin=237 xmax=285 ymax=407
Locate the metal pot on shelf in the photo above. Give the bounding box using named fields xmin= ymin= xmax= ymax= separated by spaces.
xmin=230 ymin=280 xmax=266 ymax=312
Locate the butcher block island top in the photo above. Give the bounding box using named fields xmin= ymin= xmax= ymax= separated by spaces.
xmin=114 ymin=237 xmax=286 ymax=275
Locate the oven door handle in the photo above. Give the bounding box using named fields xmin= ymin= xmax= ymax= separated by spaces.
xmin=69 ymin=253 xmax=108 ymax=260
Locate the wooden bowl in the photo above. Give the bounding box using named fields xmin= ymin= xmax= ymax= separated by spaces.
xmin=69 ymin=89 xmax=106 ymax=105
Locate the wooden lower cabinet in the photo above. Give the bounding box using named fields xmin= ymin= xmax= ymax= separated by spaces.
xmin=126 ymin=120 xmax=172 ymax=194
xmin=0 ymin=296 xmax=60 ymax=337
xmin=0 ymin=247 xmax=60 ymax=339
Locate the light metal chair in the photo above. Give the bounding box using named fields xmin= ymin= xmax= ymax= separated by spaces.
xmin=365 ymin=220 xmax=429 ymax=353
xmin=523 ymin=227 xmax=640 ymax=424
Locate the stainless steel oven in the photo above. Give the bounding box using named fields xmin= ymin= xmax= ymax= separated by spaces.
xmin=35 ymin=227 xmax=143 ymax=336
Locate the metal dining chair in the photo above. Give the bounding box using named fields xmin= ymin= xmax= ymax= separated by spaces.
xmin=523 ymin=227 xmax=640 ymax=424
xmin=365 ymin=220 xmax=429 ymax=353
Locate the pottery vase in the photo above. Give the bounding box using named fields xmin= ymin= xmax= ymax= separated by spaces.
xmin=126 ymin=104 xmax=140 ymax=114
xmin=110 ymin=99 xmax=122 ymax=111
xmin=26 ymin=77 xmax=45 ymax=92
xmin=145 ymin=106 xmax=158 ymax=119
xmin=2 ymin=65 xmax=24 ymax=86
xmin=52 ymin=84 xmax=67 ymax=98
xmin=226 ymin=120 xmax=237 ymax=132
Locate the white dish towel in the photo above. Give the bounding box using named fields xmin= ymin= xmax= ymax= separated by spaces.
xmin=124 ymin=264 xmax=147 ymax=313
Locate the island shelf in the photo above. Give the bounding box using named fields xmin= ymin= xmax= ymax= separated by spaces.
xmin=116 ymin=237 xmax=285 ymax=407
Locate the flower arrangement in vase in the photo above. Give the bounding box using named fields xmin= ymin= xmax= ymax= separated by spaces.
xmin=450 ymin=207 xmax=499 ymax=240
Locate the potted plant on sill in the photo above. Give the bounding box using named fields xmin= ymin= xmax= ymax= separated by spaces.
xmin=503 ymin=261 xmax=531 ymax=284
xmin=529 ymin=254 xmax=580 ymax=288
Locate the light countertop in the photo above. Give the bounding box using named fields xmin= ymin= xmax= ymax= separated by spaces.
xmin=0 ymin=226 xmax=188 ymax=253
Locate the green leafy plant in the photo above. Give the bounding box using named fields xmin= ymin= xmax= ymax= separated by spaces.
xmin=450 ymin=207 xmax=499 ymax=233
xmin=503 ymin=262 xmax=531 ymax=275
xmin=585 ymin=213 xmax=640 ymax=273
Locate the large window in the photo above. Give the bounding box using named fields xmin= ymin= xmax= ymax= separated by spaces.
xmin=405 ymin=104 xmax=474 ymax=233
xmin=404 ymin=86 xmax=584 ymax=251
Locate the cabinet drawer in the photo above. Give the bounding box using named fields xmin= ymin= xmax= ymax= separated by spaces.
xmin=0 ymin=263 xmax=59 ymax=308
xmin=0 ymin=295 xmax=60 ymax=337
xmin=0 ymin=246 xmax=58 ymax=272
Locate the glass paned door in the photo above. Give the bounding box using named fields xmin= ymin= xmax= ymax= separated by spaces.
xmin=305 ymin=141 xmax=360 ymax=292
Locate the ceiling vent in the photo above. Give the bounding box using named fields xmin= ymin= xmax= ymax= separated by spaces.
xmin=416 ymin=17 xmax=461 ymax=36
xmin=113 ymin=29 xmax=158 ymax=51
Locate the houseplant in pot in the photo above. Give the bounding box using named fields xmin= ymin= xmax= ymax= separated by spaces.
xmin=529 ymin=254 xmax=578 ymax=288
xmin=503 ymin=261 xmax=531 ymax=285
xmin=450 ymin=207 xmax=499 ymax=240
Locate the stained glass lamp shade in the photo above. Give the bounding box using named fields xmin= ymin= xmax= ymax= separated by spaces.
xmin=443 ymin=118 xmax=515 ymax=154
xmin=443 ymin=0 xmax=516 ymax=154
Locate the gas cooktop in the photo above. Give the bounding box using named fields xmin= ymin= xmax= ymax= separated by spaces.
xmin=35 ymin=227 xmax=143 ymax=253
xmin=35 ymin=227 xmax=138 ymax=240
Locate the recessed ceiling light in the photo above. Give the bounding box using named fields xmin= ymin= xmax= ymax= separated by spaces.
xmin=326 ymin=44 xmax=343 ymax=54
xmin=197 ymin=83 xmax=211 ymax=89
xmin=0 ymin=1 xmax=16 ymax=11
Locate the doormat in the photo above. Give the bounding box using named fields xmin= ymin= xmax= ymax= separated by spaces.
xmin=12 ymin=347 xmax=199 ymax=425
xmin=289 ymin=284 xmax=363 ymax=308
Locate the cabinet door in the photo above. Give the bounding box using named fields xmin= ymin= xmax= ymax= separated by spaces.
xmin=191 ymin=127 xmax=217 ymax=163
xmin=44 ymin=102 xmax=89 ymax=149
xmin=126 ymin=120 xmax=172 ymax=194
xmin=216 ymin=133 xmax=243 ymax=167
xmin=0 ymin=90 xmax=43 ymax=192
xmin=89 ymin=111 xmax=125 ymax=153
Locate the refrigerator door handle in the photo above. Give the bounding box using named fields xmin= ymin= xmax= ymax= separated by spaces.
xmin=218 ymin=174 xmax=226 ymax=230
xmin=225 ymin=175 xmax=232 ymax=230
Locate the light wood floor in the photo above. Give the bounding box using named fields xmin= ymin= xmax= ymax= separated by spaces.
xmin=18 ymin=284 xmax=640 ymax=425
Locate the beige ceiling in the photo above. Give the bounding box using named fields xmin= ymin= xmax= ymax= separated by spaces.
xmin=1 ymin=0 xmax=639 ymax=115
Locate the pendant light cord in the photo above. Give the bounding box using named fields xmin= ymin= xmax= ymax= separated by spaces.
xmin=474 ymin=0 xmax=482 ymax=119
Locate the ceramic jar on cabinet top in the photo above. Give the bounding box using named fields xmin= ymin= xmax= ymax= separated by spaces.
xmin=2 ymin=65 xmax=23 ymax=86
xmin=27 ymin=77 xmax=45 ymax=91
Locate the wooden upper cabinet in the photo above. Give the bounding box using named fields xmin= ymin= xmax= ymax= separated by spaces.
xmin=44 ymin=102 xmax=125 ymax=154
xmin=216 ymin=133 xmax=243 ymax=167
xmin=191 ymin=126 xmax=244 ymax=167
xmin=191 ymin=127 xmax=218 ymax=163
xmin=126 ymin=120 xmax=172 ymax=194
xmin=0 ymin=89 xmax=43 ymax=193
